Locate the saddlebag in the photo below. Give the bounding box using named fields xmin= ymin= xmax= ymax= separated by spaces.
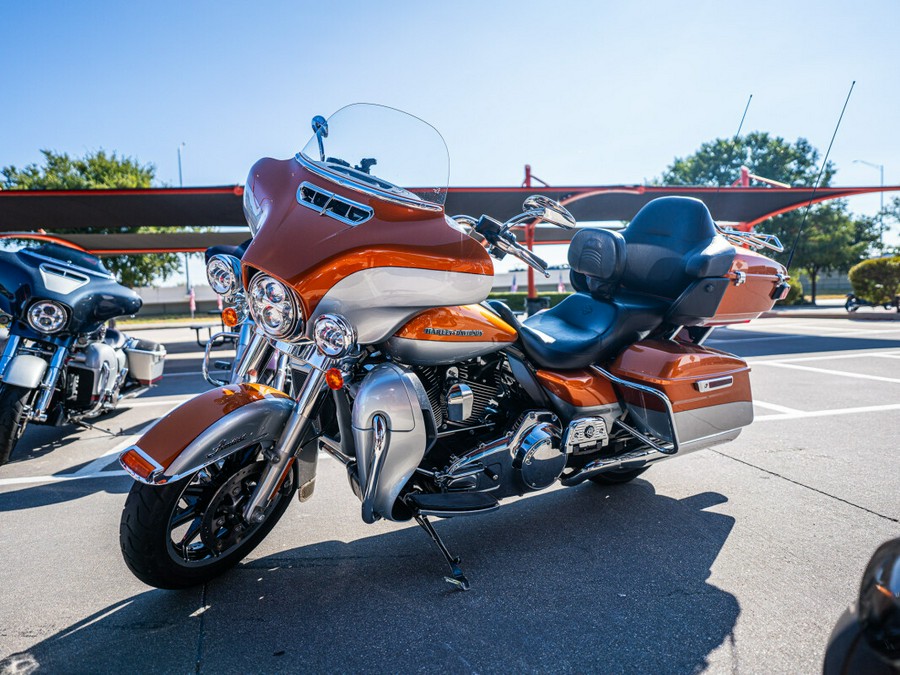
xmin=125 ymin=338 xmax=166 ymax=385
xmin=606 ymin=339 xmax=753 ymax=452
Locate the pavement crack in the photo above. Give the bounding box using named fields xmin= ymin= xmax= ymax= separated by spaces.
xmin=711 ymin=449 xmax=899 ymax=524
xmin=194 ymin=583 xmax=208 ymax=675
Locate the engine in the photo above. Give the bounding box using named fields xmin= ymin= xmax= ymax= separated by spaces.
xmin=414 ymin=355 xmax=515 ymax=433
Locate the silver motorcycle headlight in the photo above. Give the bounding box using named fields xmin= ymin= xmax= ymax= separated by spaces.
xmin=206 ymin=254 xmax=242 ymax=300
xmin=313 ymin=314 xmax=357 ymax=357
xmin=247 ymin=274 xmax=302 ymax=340
xmin=27 ymin=301 xmax=68 ymax=334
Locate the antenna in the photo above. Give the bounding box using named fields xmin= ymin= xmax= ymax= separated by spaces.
xmin=714 ymin=95 xmax=752 ymax=200
xmin=785 ymin=81 xmax=856 ymax=270
xmin=734 ymin=94 xmax=753 ymax=139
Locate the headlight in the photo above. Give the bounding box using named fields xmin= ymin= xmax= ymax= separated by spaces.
xmin=247 ymin=274 xmax=302 ymax=340
xmin=206 ymin=254 xmax=242 ymax=299
xmin=27 ymin=301 xmax=68 ymax=334
xmin=314 ymin=314 xmax=357 ymax=357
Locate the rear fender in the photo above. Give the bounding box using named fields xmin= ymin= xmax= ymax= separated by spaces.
xmin=120 ymin=383 xmax=294 ymax=485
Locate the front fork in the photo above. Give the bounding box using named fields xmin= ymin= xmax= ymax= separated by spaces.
xmin=243 ymin=348 xmax=331 ymax=524
xmin=0 ymin=336 xmax=68 ymax=423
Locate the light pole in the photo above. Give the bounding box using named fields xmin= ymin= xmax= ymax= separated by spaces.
xmin=178 ymin=143 xmax=190 ymax=293
xmin=853 ymin=159 xmax=885 ymax=250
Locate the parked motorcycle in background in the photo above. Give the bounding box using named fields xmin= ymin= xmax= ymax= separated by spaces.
xmin=0 ymin=242 xmax=166 ymax=466
xmin=119 ymin=103 xmax=790 ymax=591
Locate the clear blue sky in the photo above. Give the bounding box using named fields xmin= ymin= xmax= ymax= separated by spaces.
xmin=3 ymin=0 xmax=899 ymax=276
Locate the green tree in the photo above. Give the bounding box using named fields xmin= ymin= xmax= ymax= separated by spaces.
xmin=660 ymin=133 xmax=878 ymax=303
xmin=1 ymin=150 xmax=181 ymax=287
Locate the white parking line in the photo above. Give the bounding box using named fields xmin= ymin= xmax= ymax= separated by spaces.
xmin=753 ymin=361 xmax=900 ymax=384
xmin=0 ymin=470 xmax=129 ymax=486
xmin=123 ymin=396 xmax=191 ymax=408
xmin=756 ymin=401 xmax=900 ymax=421
xmin=0 ymin=398 xmax=184 ymax=488
xmin=753 ymin=401 xmax=803 ymax=414
xmin=749 ymin=350 xmax=900 ymax=365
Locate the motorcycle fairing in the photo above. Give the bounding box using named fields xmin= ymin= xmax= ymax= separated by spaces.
xmin=241 ymin=159 xmax=493 ymax=343
xmin=0 ymin=245 xmax=142 ymax=337
xmin=120 ymin=383 xmax=294 ymax=484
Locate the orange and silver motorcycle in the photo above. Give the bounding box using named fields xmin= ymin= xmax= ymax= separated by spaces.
xmin=118 ymin=103 xmax=789 ymax=590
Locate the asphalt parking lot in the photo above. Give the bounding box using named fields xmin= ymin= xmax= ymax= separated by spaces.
xmin=1 ymin=317 xmax=898 ymax=674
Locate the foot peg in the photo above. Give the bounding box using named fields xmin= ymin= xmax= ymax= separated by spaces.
xmin=414 ymin=514 xmax=471 ymax=591
xmin=406 ymin=491 xmax=498 ymax=517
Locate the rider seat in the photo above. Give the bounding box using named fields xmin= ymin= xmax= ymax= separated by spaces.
xmin=494 ymin=197 xmax=736 ymax=370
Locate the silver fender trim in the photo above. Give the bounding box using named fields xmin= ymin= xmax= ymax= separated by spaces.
xmin=125 ymin=397 xmax=296 ymax=484
xmin=2 ymin=354 xmax=48 ymax=389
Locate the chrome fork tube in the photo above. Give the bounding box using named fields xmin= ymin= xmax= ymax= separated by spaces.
xmin=33 ymin=345 xmax=68 ymax=422
xmin=0 ymin=335 xmax=22 ymax=380
xmin=244 ymin=349 xmax=332 ymax=524
xmin=233 ymin=322 xmax=254 ymax=367
xmin=230 ymin=328 xmax=269 ymax=385
xmin=272 ymin=352 xmax=291 ymax=392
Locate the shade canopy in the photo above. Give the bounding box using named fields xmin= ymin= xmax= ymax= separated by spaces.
xmin=1 ymin=183 xmax=896 ymax=254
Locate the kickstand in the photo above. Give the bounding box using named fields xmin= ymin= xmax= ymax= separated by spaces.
xmin=73 ymin=419 xmax=122 ymax=437
xmin=414 ymin=514 xmax=470 ymax=591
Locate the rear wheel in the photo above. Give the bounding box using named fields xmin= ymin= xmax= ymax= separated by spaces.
xmin=589 ymin=467 xmax=648 ymax=485
xmin=119 ymin=449 xmax=295 ymax=589
xmin=0 ymin=384 xmax=33 ymax=467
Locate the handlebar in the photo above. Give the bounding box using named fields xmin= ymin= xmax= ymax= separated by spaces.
xmin=469 ymin=215 xmax=550 ymax=277
xmin=452 ymin=195 xmax=575 ymax=279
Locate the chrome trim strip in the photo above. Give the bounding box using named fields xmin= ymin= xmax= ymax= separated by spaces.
xmin=695 ymin=376 xmax=734 ymax=392
xmin=294 ymin=153 xmax=443 ymax=213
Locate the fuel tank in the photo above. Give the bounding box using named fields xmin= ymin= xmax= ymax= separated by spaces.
xmin=384 ymin=304 xmax=517 ymax=365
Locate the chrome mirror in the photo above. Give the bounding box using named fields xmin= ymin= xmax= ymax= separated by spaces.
xmin=523 ymin=195 xmax=576 ymax=229
xmin=311 ymin=115 xmax=328 ymax=161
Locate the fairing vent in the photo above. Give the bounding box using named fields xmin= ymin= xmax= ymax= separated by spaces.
xmin=296 ymin=182 xmax=374 ymax=226
xmin=39 ymin=264 xmax=90 ymax=295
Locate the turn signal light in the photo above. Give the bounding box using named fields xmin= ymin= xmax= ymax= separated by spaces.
xmin=120 ymin=448 xmax=157 ymax=481
xmin=221 ymin=307 xmax=239 ymax=327
xmin=325 ymin=368 xmax=344 ymax=390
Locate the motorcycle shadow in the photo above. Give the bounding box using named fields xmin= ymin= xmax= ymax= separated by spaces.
xmin=1 ymin=480 xmax=740 ymax=673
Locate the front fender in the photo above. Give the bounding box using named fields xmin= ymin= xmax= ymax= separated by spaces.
xmin=2 ymin=354 xmax=47 ymax=389
xmin=120 ymin=383 xmax=294 ymax=484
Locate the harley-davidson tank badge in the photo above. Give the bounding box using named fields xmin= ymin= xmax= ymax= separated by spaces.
xmin=424 ymin=328 xmax=483 ymax=337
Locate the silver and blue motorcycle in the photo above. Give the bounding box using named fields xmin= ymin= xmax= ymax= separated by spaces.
xmin=0 ymin=242 xmax=166 ymax=466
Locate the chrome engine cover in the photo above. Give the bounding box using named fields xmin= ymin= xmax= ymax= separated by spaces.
xmin=351 ymin=363 xmax=435 ymax=523
xmin=442 ymin=410 xmax=565 ymax=498
xmin=513 ymin=413 xmax=564 ymax=491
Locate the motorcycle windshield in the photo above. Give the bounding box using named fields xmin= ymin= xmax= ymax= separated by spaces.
xmin=297 ymin=103 xmax=449 ymax=211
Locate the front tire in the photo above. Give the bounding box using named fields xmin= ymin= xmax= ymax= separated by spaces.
xmin=0 ymin=384 xmax=33 ymax=467
xmin=119 ymin=451 xmax=295 ymax=589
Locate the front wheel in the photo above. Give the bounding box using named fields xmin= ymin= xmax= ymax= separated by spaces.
xmin=0 ymin=384 xmax=33 ymax=467
xmin=119 ymin=450 xmax=295 ymax=589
